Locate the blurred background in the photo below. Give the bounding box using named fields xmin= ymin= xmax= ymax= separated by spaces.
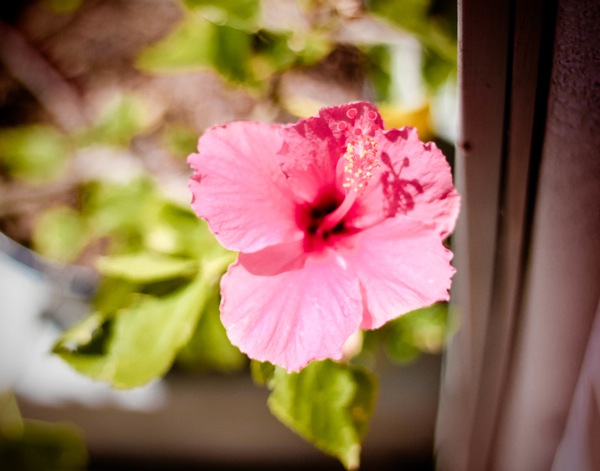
xmin=0 ymin=0 xmax=458 ymax=469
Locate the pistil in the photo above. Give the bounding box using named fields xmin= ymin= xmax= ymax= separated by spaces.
xmin=320 ymin=135 xmax=380 ymax=232
xmin=320 ymin=188 xmax=358 ymax=232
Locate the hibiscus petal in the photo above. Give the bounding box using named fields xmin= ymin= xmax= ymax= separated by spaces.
xmin=317 ymin=101 xmax=384 ymax=142
xmin=238 ymin=240 xmax=306 ymax=276
xmin=188 ymin=121 xmax=302 ymax=253
xmin=278 ymin=101 xmax=385 ymax=202
xmin=382 ymin=127 xmax=460 ymax=237
xmin=354 ymin=127 xmax=460 ymax=237
xmin=220 ymin=252 xmax=362 ymax=372
xmin=339 ymin=218 xmax=455 ymax=330
xmin=277 ymin=115 xmax=339 ymax=202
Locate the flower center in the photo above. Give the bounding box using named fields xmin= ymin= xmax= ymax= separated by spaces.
xmin=297 ymin=129 xmax=382 ymax=252
xmin=297 ymin=189 xmax=346 ymax=251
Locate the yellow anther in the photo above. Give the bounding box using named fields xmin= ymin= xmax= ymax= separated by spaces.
xmin=341 ymin=136 xmax=380 ymax=194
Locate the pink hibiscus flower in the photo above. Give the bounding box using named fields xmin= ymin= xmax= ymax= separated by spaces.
xmin=188 ymin=102 xmax=459 ymax=372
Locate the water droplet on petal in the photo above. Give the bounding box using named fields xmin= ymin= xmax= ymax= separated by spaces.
xmin=346 ymin=108 xmax=358 ymax=119
xmin=367 ymin=110 xmax=377 ymax=120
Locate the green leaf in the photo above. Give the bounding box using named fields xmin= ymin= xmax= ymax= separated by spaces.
xmin=96 ymin=252 xmax=199 ymax=283
xmin=250 ymin=29 xmax=332 ymax=84
xmin=54 ymin=276 xmax=211 ymax=388
xmin=182 ymin=0 xmax=260 ymax=31
xmin=366 ymin=0 xmax=431 ymax=37
xmin=364 ymin=44 xmax=393 ymax=102
xmin=211 ymin=23 xmax=252 ymax=82
xmin=176 ymin=293 xmax=247 ymax=372
xmin=32 ymin=206 xmax=89 ymax=263
xmin=136 ymin=17 xmax=252 ymax=83
xmin=136 ymin=17 xmax=216 ymax=73
xmin=0 ymin=392 xmax=87 ymax=471
xmin=291 ymin=30 xmax=332 ymax=66
xmin=83 ymin=178 xmax=156 ymax=250
xmin=268 ymin=361 xmax=377 ymax=470
xmin=250 ymin=360 xmax=276 ymax=386
xmin=147 ymin=202 xmax=229 ymax=259
xmin=76 ymin=95 xmax=150 ymax=147
xmin=91 ymin=278 xmax=138 ymax=317
xmin=251 ymin=30 xmax=296 ymax=76
xmin=422 ymin=47 xmax=456 ymax=90
xmin=0 ymin=392 xmax=23 ymax=432
xmin=384 ymin=302 xmax=450 ymax=363
xmin=52 ymin=312 xmax=111 ymax=356
xmin=0 ymin=125 xmax=70 ymax=182
xmin=365 ymin=0 xmax=457 ymax=90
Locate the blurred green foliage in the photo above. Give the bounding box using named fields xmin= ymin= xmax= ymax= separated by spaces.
xmin=32 ymin=206 xmax=88 ymax=263
xmin=183 ymin=0 xmax=261 ymax=30
xmin=75 ymin=95 xmax=151 ymax=147
xmin=136 ymin=1 xmax=333 ymax=92
xmin=383 ymin=302 xmax=451 ymax=364
xmin=0 ymin=393 xmax=87 ymax=471
xmin=54 ymin=271 xmax=227 ymax=388
xmin=137 ymin=17 xmax=253 ymax=82
xmin=365 ymin=0 xmax=457 ymax=90
xmin=0 ymin=126 xmax=70 ymax=182
xmin=50 ymin=177 xmax=240 ymax=388
xmin=177 ymin=293 xmax=248 ymax=372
